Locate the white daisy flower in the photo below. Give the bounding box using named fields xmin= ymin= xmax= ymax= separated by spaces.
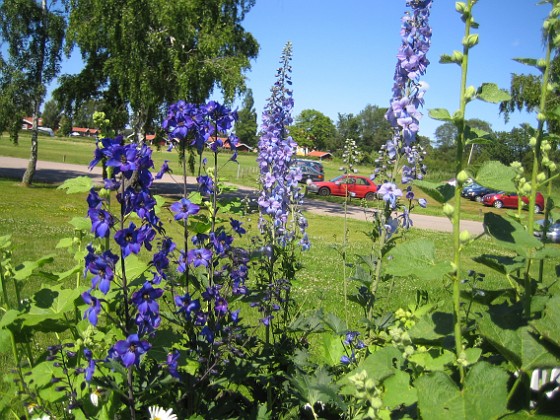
xmin=148 ymin=406 xmax=178 ymax=420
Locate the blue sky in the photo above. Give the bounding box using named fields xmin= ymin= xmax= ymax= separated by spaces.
xmin=51 ymin=0 xmax=550 ymax=139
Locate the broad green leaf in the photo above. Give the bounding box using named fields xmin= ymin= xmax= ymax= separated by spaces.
xmin=382 ymin=370 xmax=417 ymax=409
xmin=320 ymin=312 xmax=347 ymax=335
xmin=23 ymin=286 xmax=85 ymax=326
xmin=115 ymin=254 xmax=148 ymax=281
xmin=465 ymin=137 xmax=493 ymax=146
xmin=483 ymin=213 xmax=543 ymax=255
xmin=357 ymin=346 xmax=403 ymax=383
xmin=292 ymin=366 xmax=343 ymax=410
xmin=414 ymin=180 xmax=455 ymax=204
xmin=0 ymin=310 xmax=19 ymax=329
xmin=56 ymin=237 xmax=74 ymax=249
xmin=57 ymin=176 xmax=94 ymax=194
xmin=513 ymin=57 xmax=545 ymax=72
xmin=316 ymin=333 xmax=345 ymax=367
xmin=13 ymin=255 xmax=55 ymax=280
xmin=416 ymin=362 xmax=509 ymax=420
xmin=409 ymin=311 xmax=454 ymax=345
xmin=475 ymin=161 xmax=516 ymax=191
xmin=409 ymin=348 xmax=455 ymax=371
xmin=69 ymin=216 xmax=92 ymax=231
xmin=429 ymin=108 xmax=452 ymax=121
xmin=476 ymin=83 xmax=511 ymax=103
xmin=386 ymin=240 xmax=453 ymax=281
xmin=473 ymin=254 xmax=526 ymax=275
xmin=478 ymin=316 xmax=560 ymax=371
xmin=464 ymin=347 xmax=483 ymax=365
xmin=531 ymin=295 xmax=560 ymax=348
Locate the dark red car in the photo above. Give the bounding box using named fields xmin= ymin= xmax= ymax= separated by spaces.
xmin=482 ymin=191 xmax=545 ymax=213
xmin=307 ymin=175 xmax=378 ymax=200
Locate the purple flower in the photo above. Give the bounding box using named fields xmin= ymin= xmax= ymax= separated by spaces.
xmin=88 ymin=208 xmax=114 ymax=238
xmin=82 ymin=291 xmax=101 ymax=326
xmin=418 ymin=198 xmax=428 ymax=208
xmin=155 ymin=160 xmax=171 ymax=179
xmin=170 ymin=198 xmax=200 ymax=221
xmin=86 ymin=250 xmax=119 ymax=294
xmin=378 ymin=182 xmax=403 ymax=208
xmin=112 ymin=334 xmax=151 ymax=368
xmin=166 ymin=350 xmax=180 ymax=378
xmin=187 ymin=247 xmax=213 ymax=268
xmin=114 ymin=222 xmax=142 ymax=257
xmin=197 ymin=175 xmax=214 ymax=196
xmin=105 ymin=144 xmax=138 ymax=179
xmin=230 ymin=218 xmax=246 ymax=236
xmin=84 ymin=348 xmax=95 ymax=382
xmin=175 ymin=293 xmax=201 ymax=321
xmin=131 ymin=282 xmax=163 ymax=318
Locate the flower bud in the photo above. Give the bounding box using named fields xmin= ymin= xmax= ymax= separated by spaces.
xmin=462 ymin=34 xmax=479 ymax=48
xmin=537 ymin=112 xmax=546 ymax=122
xmin=529 ymin=137 xmax=537 ymax=147
xmin=521 ymin=183 xmax=532 ymax=195
xmin=443 ymin=203 xmax=455 ymax=218
xmin=537 ymin=172 xmax=547 ymax=183
xmin=457 ymin=170 xmax=471 ymax=185
xmin=460 ymin=230 xmax=471 ymax=243
xmin=455 ymin=2 xmax=467 ymax=14
xmin=548 ymin=162 xmax=557 ymax=172
xmin=464 ymin=85 xmax=476 ymax=101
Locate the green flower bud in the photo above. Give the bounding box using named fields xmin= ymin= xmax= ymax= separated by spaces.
xmin=462 ymin=34 xmax=479 ymax=48
xmin=521 ymin=183 xmax=532 ymax=194
xmin=464 ymin=86 xmax=476 ymax=101
xmin=460 ymin=230 xmax=471 ymax=243
xmin=548 ymin=162 xmax=557 ymax=172
xmin=537 ymin=112 xmax=546 ymax=122
xmin=537 ymin=172 xmax=547 ymax=182
xmin=457 ymin=170 xmax=471 ymax=185
xmin=443 ymin=203 xmax=455 ymax=218
xmin=452 ymin=50 xmax=464 ymax=63
xmin=529 ymin=137 xmax=537 ymax=147
xmin=455 ymin=2 xmax=467 ymax=14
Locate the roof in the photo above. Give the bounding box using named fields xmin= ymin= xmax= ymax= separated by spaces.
xmin=307 ymin=151 xmax=332 ymax=158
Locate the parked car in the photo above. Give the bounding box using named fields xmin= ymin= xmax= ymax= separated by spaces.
xmin=294 ymin=159 xmax=325 ymax=183
xmin=307 ymin=175 xmax=378 ymax=200
xmin=482 ymin=191 xmax=545 ymax=213
xmin=534 ymin=219 xmax=560 ymax=243
xmin=461 ymin=182 xmax=498 ymax=202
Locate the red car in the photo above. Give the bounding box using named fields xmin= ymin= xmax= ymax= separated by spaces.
xmin=482 ymin=191 xmax=545 ymax=213
xmin=307 ymin=175 xmax=378 ymax=200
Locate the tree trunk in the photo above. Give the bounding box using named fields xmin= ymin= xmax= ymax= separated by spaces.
xmin=22 ymin=110 xmax=40 ymax=186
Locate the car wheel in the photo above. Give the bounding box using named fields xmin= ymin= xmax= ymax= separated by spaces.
xmin=534 ymin=204 xmax=542 ymax=214
xmin=475 ymin=195 xmax=483 ymax=203
xmin=318 ymin=187 xmax=330 ymax=197
xmin=493 ymin=200 xmax=503 ymax=209
xmin=365 ymin=192 xmax=376 ymax=201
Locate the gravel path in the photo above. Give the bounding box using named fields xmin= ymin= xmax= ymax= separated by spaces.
xmin=0 ymin=156 xmax=485 ymax=235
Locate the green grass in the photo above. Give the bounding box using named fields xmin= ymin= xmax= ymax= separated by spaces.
xmin=0 ymin=178 xmax=557 ymax=322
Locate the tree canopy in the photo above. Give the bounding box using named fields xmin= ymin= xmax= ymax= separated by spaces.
xmin=235 ymin=89 xmax=258 ymax=147
xmin=58 ymin=0 xmax=259 ymax=138
xmin=292 ymin=109 xmax=336 ymax=151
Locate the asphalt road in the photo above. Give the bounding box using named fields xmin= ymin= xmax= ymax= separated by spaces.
xmin=0 ymin=156 xmax=485 ymax=235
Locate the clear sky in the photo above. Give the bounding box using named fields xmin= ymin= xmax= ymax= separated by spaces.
xmin=51 ymin=0 xmax=551 ymax=140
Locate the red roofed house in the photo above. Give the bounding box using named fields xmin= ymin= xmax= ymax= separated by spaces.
xmin=306 ymin=150 xmax=332 ymax=160
xmin=22 ymin=117 xmax=44 ymax=129
xmin=71 ymin=127 xmax=99 ymax=138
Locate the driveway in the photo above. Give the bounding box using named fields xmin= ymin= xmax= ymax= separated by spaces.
xmin=0 ymin=156 xmax=484 ymax=235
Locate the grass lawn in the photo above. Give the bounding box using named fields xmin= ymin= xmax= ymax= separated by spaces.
xmin=3 ymin=132 xmax=558 ymax=223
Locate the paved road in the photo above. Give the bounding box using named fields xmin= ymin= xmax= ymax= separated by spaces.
xmin=0 ymin=156 xmax=485 ymax=235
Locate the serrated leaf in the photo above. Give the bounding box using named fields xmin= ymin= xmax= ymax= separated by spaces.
xmin=475 ymin=161 xmax=516 ymax=191
xmin=23 ymin=286 xmax=85 ymax=326
xmin=429 ymin=108 xmax=452 ymax=121
xmin=478 ymin=316 xmax=560 ymax=371
xmin=477 ymin=83 xmax=511 ymax=103
xmin=513 ymin=57 xmax=545 ymax=72
xmin=57 ymin=176 xmax=94 ymax=194
xmin=386 ymin=240 xmax=453 ymax=281
xmin=483 ymin=213 xmax=543 ymax=255
xmin=531 ymin=295 xmax=560 ymax=348
xmin=416 ymin=362 xmax=509 ymax=420
xmin=414 ymin=180 xmax=455 ymax=203
xmin=409 ymin=311 xmax=454 ymax=345
xmin=465 ymin=137 xmax=494 ymax=146
xmin=115 ymin=254 xmax=148 ymax=281
xmin=409 ymin=348 xmax=455 ymax=371
xmin=357 ymin=346 xmax=403 ymax=383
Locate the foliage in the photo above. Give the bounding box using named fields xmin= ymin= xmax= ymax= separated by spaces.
xmin=61 ymin=0 xmax=259 ymax=137
xmin=234 ymin=89 xmax=258 ymax=147
xmin=292 ymin=109 xmax=337 ymax=151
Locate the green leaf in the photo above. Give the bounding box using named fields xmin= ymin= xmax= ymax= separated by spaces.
xmin=356 ymin=346 xmax=403 ymax=383
xmin=465 ymin=137 xmax=494 ymax=146
xmin=69 ymin=216 xmax=92 ymax=231
xmin=56 ymin=237 xmax=74 ymax=249
xmin=57 ymin=176 xmax=94 ymax=194
xmin=429 ymin=108 xmax=452 ymax=121
xmin=513 ymin=57 xmax=546 ymax=72
xmin=382 ymin=370 xmax=417 ymax=409
xmin=475 ymin=160 xmax=516 ymax=191
xmin=386 ymin=240 xmax=453 ymax=281
xmin=414 ymin=180 xmax=455 ymax=204
xmin=13 ymin=255 xmax=55 ymax=281
xmin=473 ymin=254 xmax=526 ymax=275
xmin=416 ymin=362 xmax=509 ymax=420
xmin=478 ymin=316 xmax=560 ymax=371
xmin=476 ymin=83 xmax=512 ymax=103
xmin=0 ymin=329 xmax=13 ymax=354
xmin=316 ymin=333 xmax=345 ymax=367
xmin=409 ymin=348 xmax=455 ymax=371
xmin=483 ymin=213 xmax=543 ymax=255
xmin=531 ymin=295 xmax=560 ymax=349
xmin=409 ymin=311 xmax=454 ymax=345
xmin=115 ymin=254 xmax=148 ymax=281
xmin=23 ymin=286 xmax=85 ymax=326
